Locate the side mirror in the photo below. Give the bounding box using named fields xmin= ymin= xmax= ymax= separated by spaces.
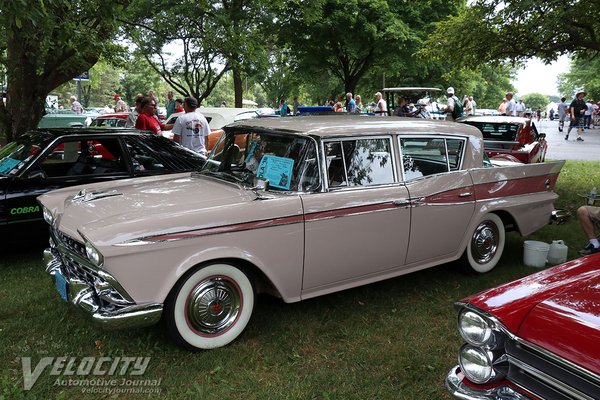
xmin=27 ymin=169 xmax=47 ymax=180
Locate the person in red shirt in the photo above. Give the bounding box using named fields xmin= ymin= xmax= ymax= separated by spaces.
xmin=135 ymin=97 xmax=173 ymax=135
xmin=175 ymin=98 xmax=185 ymax=113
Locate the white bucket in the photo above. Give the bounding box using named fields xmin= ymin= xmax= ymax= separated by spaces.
xmin=548 ymin=240 xmax=568 ymax=265
xmin=523 ymin=240 xmax=550 ymax=268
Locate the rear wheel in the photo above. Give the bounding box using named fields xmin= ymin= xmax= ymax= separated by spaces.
xmin=165 ymin=263 xmax=255 ymax=350
xmin=461 ymin=214 xmax=505 ymax=273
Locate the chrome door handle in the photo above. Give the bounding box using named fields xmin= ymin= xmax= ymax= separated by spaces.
xmin=393 ymin=199 xmax=410 ymax=207
xmin=458 ymin=192 xmax=472 ymax=198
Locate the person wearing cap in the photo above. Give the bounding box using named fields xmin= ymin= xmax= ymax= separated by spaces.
xmin=443 ymin=87 xmax=458 ymax=121
xmin=566 ymin=89 xmax=588 ymax=141
xmin=135 ymin=97 xmax=174 ymax=135
xmin=114 ymin=94 xmax=128 ymax=112
xmin=172 ymin=96 xmax=210 ymax=156
xmin=374 ymin=92 xmax=387 ymax=116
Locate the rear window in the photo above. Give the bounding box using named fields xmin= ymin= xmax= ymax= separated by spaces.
xmin=464 ymin=122 xmax=519 ymax=141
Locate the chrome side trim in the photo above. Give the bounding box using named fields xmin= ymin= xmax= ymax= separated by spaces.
xmin=445 ymin=366 xmax=531 ymax=400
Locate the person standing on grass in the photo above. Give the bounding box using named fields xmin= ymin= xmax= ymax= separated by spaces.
xmin=135 ymin=97 xmax=173 ymax=136
xmin=565 ymin=89 xmax=588 ymax=141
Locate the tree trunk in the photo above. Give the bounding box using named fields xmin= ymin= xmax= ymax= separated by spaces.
xmin=233 ymin=68 xmax=243 ymax=108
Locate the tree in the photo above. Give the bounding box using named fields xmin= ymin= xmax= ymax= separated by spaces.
xmin=422 ymin=0 xmax=600 ymax=67
xmin=558 ymin=56 xmax=600 ymax=101
xmin=282 ymin=0 xmax=461 ymax=97
xmin=0 ymin=0 xmax=130 ymax=141
xmin=123 ymin=0 xmax=277 ymax=108
xmin=522 ymin=93 xmax=550 ymax=113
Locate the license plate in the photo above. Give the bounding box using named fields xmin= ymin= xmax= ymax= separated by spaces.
xmin=54 ymin=271 xmax=69 ymax=302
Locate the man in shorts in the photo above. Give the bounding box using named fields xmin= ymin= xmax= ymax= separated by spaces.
xmin=577 ymin=205 xmax=600 ymax=255
xmin=557 ymin=97 xmax=568 ymax=132
xmin=565 ymin=89 xmax=588 ymax=141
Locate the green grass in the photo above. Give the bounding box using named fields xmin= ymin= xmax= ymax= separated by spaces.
xmin=1 ymin=160 xmax=599 ymax=399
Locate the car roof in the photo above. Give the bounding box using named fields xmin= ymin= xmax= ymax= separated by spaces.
xmin=227 ymin=115 xmax=483 ymax=139
xmin=25 ymin=128 xmax=148 ymax=140
xmin=459 ymin=115 xmax=532 ymax=125
xmin=94 ymin=112 xmax=130 ymax=119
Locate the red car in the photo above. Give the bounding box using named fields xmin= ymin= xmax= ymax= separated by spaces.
xmin=88 ymin=112 xmax=130 ymax=128
xmin=446 ymin=254 xmax=600 ymax=399
xmin=459 ymin=116 xmax=548 ymax=163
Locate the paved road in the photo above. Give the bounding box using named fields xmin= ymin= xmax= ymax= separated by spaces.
xmin=537 ymin=118 xmax=600 ymax=161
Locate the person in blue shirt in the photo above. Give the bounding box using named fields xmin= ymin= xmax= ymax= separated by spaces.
xmin=345 ymin=92 xmax=356 ymax=113
xmin=279 ymin=99 xmax=289 ymax=116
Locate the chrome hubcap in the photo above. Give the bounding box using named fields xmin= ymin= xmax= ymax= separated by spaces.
xmin=186 ymin=277 xmax=241 ymax=335
xmin=471 ymin=221 xmax=499 ymax=264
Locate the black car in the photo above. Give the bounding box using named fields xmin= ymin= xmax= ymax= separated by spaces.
xmin=0 ymin=129 xmax=205 ymax=243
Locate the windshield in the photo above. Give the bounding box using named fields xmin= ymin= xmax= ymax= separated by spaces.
xmin=464 ymin=121 xmax=519 ymax=141
xmin=201 ymin=128 xmax=321 ymax=192
xmin=0 ymin=137 xmax=44 ymax=176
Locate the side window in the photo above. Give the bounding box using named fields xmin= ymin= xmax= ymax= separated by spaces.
xmin=38 ymin=138 xmax=127 ymax=177
xmin=325 ymin=137 xmax=394 ymax=188
xmin=124 ymin=138 xmax=167 ymax=172
xmin=400 ymin=137 xmax=465 ymax=180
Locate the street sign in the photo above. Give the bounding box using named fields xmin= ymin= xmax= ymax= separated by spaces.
xmin=73 ymin=71 xmax=90 ymax=81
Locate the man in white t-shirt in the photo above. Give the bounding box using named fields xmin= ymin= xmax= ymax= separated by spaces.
xmin=374 ymin=92 xmax=387 ymax=116
xmin=172 ymin=97 xmax=210 ymax=156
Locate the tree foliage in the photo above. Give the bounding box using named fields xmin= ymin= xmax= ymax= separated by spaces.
xmin=521 ymin=93 xmax=550 ymax=112
xmin=0 ymin=0 xmax=130 ymax=140
xmin=558 ymin=56 xmax=600 ymax=101
xmin=422 ymin=0 xmax=600 ymax=67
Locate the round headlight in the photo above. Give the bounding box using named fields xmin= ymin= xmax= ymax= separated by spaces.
xmin=458 ymin=310 xmax=492 ymax=346
xmin=459 ymin=345 xmax=493 ymax=384
xmin=85 ymin=241 xmax=103 ymax=266
xmin=43 ymin=207 xmax=54 ymax=226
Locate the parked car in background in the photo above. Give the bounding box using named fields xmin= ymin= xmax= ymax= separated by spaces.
xmin=38 ymin=108 xmax=92 ymax=128
xmin=40 ymin=116 xmax=564 ymax=350
xmin=88 ymin=112 xmax=130 ymax=128
xmin=473 ymin=108 xmax=500 ymax=116
xmin=446 ymin=254 xmax=600 ymax=399
xmin=458 ymin=116 xmax=548 ymax=163
xmin=162 ymin=107 xmax=260 ymax=148
xmin=0 ymin=129 xmax=205 ymax=244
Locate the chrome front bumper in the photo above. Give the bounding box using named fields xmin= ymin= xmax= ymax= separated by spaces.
xmin=445 ymin=366 xmax=531 ymax=400
xmin=44 ymin=236 xmax=162 ymax=330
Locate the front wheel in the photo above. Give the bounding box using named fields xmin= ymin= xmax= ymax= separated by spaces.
xmin=165 ymin=263 xmax=255 ymax=350
xmin=461 ymin=214 xmax=505 ymax=273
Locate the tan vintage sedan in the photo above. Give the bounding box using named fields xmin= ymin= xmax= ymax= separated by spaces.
xmin=39 ymin=116 xmax=565 ymax=350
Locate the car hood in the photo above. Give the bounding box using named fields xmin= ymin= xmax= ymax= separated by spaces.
xmin=40 ymin=173 xmax=266 ymax=248
xmin=463 ymin=255 xmax=600 ymax=372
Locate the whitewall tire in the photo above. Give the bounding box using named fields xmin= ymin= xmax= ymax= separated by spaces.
xmin=165 ymin=263 xmax=255 ymax=350
xmin=461 ymin=213 xmax=505 ymax=274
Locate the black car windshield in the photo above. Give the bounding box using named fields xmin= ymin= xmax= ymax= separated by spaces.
xmin=201 ymin=128 xmax=321 ymax=192
xmin=464 ymin=121 xmax=519 ymax=141
xmin=0 ymin=134 xmax=48 ymax=176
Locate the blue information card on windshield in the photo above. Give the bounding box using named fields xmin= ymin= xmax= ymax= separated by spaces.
xmin=256 ymin=155 xmax=295 ymax=190
xmin=0 ymin=158 xmax=19 ymax=174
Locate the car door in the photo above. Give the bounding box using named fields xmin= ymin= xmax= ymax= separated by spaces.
xmin=4 ymin=136 xmax=131 ymax=235
xmin=301 ymin=136 xmax=411 ymax=296
xmin=399 ymin=136 xmax=476 ymax=264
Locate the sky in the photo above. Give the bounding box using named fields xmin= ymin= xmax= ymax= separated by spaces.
xmin=512 ymin=55 xmax=570 ymax=97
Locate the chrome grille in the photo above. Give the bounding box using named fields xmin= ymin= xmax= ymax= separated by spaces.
xmin=55 ymin=230 xmax=87 ymax=259
xmin=505 ymin=339 xmax=600 ymax=400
